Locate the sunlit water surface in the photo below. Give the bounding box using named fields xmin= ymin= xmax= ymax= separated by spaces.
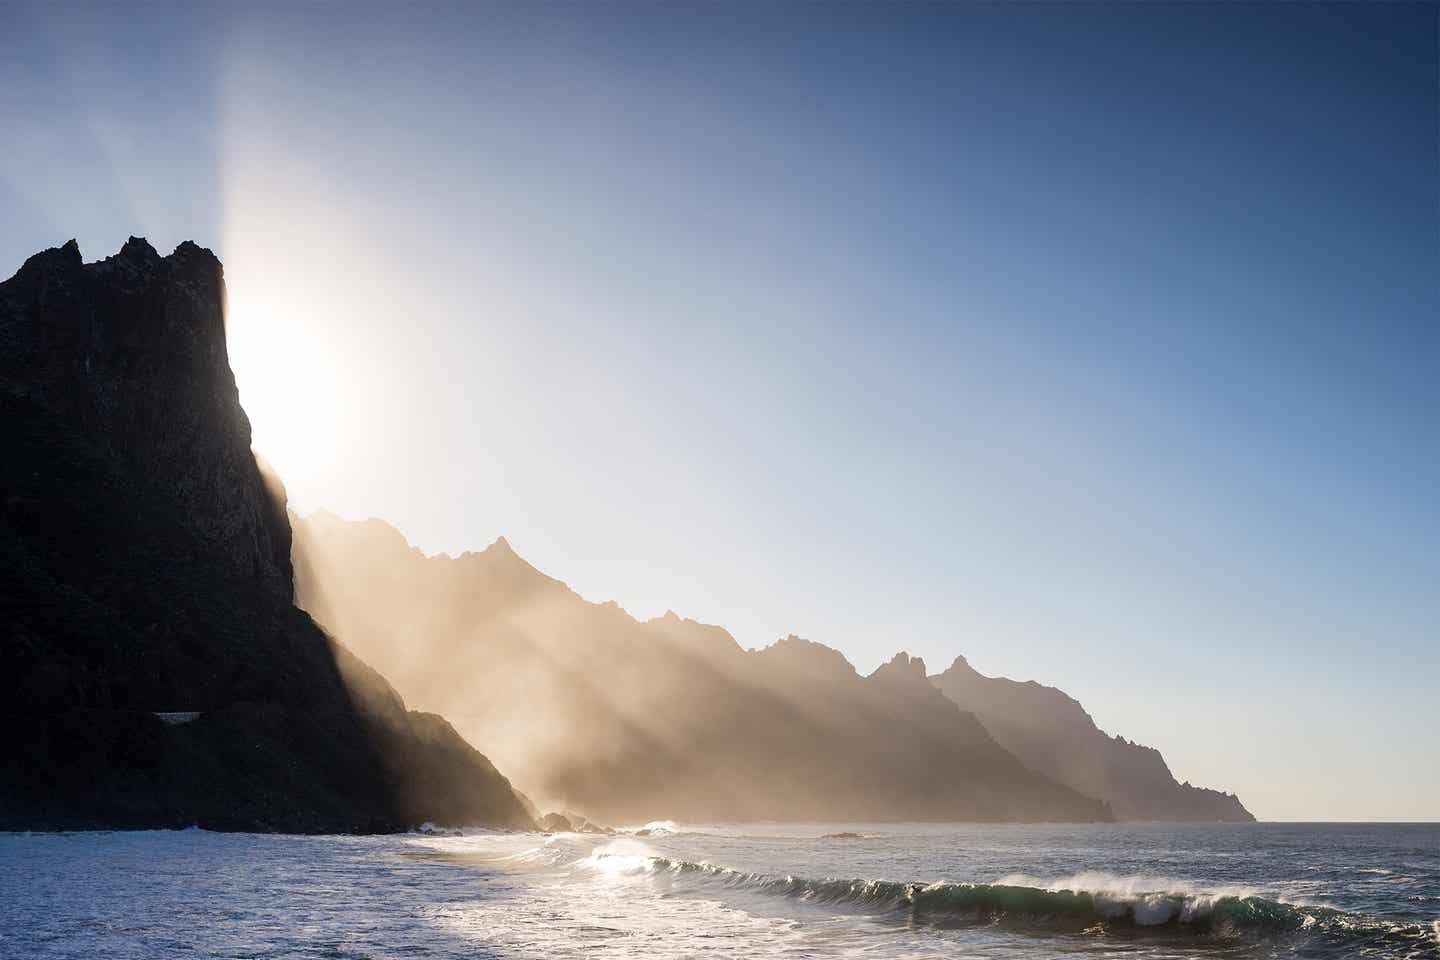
xmin=1 ymin=822 xmax=1436 ymax=959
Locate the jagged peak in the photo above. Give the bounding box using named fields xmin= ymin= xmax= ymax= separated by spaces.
xmin=936 ymin=655 xmax=1083 ymax=706
xmin=940 ymin=653 xmax=979 ymax=677
xmin=89 ymin=236 xmax=163 ymax=283
xmin=118 ymin=235 xmax=159 ymax=262
xmin=754 ymin=634 xmax=859 ymax=680
xmin=170 ymin=239 xmax=221 ymax=270
xmin=463 ymin=534 xmax=562 ymax=586
xmin=9 ymin=238 xmax=82 ymax=282
xmin=870 ymin=650 xmax=929 ymax=682
xmin=648 ymin=608 xmax=715 ymax=630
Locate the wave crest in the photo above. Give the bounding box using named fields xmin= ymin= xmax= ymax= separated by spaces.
xmin=580 ymin=852 xmax=1440 ymax=954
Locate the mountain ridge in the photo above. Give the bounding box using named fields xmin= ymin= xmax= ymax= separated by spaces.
xmin=293 ymin=510 xmax=1114 ymax=824
xmin=296 ymin=508 xmax=1251 ymax=823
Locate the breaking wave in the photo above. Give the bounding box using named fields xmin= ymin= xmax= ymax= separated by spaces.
xmin=623 ymin=820 xmax=682 ymax=837
xmin=581 ymin=851 xmax=1440 ymax=954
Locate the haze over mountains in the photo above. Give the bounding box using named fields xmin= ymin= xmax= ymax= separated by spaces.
xmin=293 ymin=511 xmax=1252 ymax=823
xmin=294 ymin=512 xmax=1108 ymax=822
xmin=0 ymin=239 xmax=531 ymax=831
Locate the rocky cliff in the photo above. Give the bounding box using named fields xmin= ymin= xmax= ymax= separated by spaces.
xmin=931 ymin=656 xmax=1253 ymax=822
xmin=293 ymin=511 xmax=1112 ymax=824
xmin=0 ymin=238 xmax=533 ymax=832
xmin=0 ymin=238 xmax=292 ymax=596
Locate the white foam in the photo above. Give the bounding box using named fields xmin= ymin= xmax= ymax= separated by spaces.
xmin=579 ymin=837 xmax=664 ymax=877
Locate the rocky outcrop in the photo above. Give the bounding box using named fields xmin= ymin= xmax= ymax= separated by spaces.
xmin=293 ymin=512 xmax=1113 ymax=824
xmin=0 ymin=239 xmax=533 ymax=833
xmin=931 ymin=656 xmax=1253 ymax=822
xmin=538 ymin=812 xmax=574 ymax=832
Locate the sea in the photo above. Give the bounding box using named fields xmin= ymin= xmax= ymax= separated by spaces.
xmin=1 ymin=822 xmax=1436 ymax=959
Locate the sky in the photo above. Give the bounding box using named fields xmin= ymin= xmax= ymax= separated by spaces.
xmin=3 ymin=1 xmax=1436 ymax=821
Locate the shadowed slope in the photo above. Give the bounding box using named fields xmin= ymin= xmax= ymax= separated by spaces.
xmin=294 ymin=512 xmax=1112 ymax=824
xmin=0 ymin=239 xmax=532 ymax=832
xmin=932 ymin=656 xmax=1252 ymax=822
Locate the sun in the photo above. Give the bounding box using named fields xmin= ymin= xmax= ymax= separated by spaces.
xmin=223 ymin=288 xmax=342 ymax=492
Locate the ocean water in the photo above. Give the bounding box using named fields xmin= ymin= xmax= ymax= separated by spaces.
xmin=1 ymin=822 xmax=1436 ymax=959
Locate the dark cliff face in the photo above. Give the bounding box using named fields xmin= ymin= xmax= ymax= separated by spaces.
xmin=0 ymin=238 xmax=292 ymax=597
xmin=293 ymin=511 xmax=1113 ymax=824
xmin=0 ymin=239 xmax=532 ymax=832
xmin=931 ymin=656 xmax=1254 ymax=822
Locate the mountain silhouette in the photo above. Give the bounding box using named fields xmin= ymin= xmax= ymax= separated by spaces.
xmin=0 ymin=239 xmax=532 ymax=832
xmin=932 ymin=656 xmax=1253 ymax=821
xmin=293 ymin=512 xmax=1113 ymax=823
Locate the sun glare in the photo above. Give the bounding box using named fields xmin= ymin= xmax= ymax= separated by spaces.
xmin=224 ymin=292 xmax=342 ymax=489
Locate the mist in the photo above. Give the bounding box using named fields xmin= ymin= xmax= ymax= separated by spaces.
xmin=294 ymin=509 xmax=1257 ymax=825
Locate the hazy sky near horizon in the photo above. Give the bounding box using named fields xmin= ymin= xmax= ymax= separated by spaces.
xmin=3 ymin=2 xmax=1437 ymax=821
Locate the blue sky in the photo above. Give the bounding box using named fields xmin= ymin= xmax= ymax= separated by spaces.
xmin=3 ymin=2 xmax=1436 ymax=820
